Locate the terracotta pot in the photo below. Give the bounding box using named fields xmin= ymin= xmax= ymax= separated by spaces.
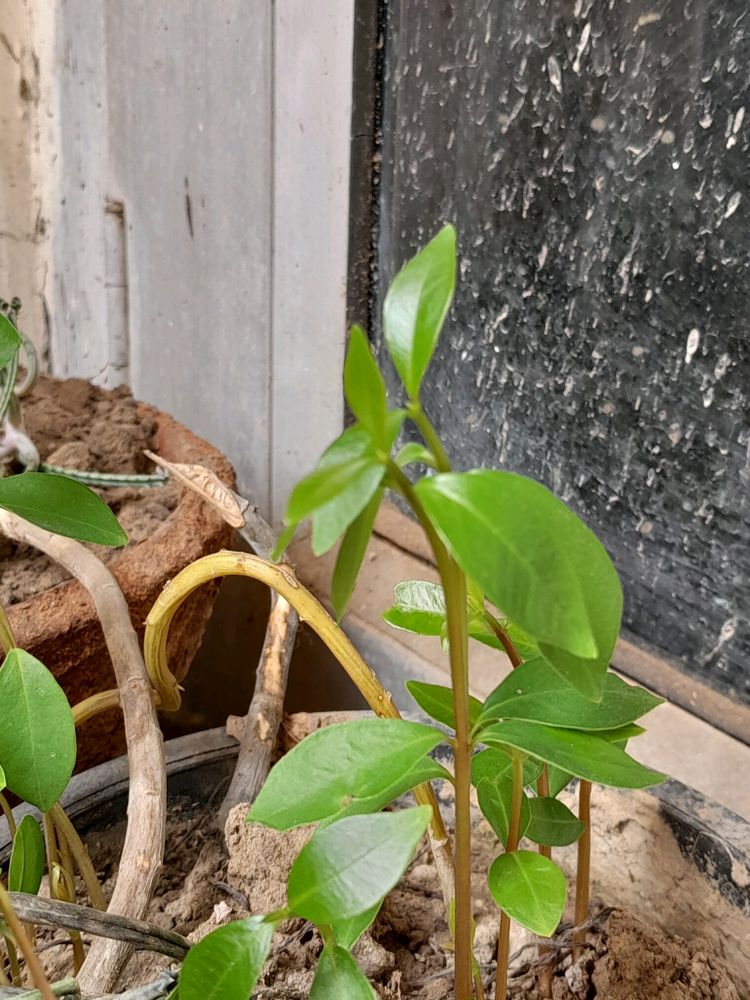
xmin=6 ymin=402 xmax=235 ymax=770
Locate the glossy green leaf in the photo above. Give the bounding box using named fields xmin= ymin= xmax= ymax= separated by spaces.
xmin=481 ymin=720 xmax=665 ymax=789
xmin=414 ymin=471 xmax=623 ymax=699
xmin=310 ymin=945 xmax=375 ymax=999
xmin=383 ymin=580 xmax=445 ymax=636
xmin=287 ymin=807 xmax=431 ymax=923
xmin=297 ymin=428 xmax=385 ymax=555
xmin=249 ymin=718 xmax=445 ymax=829
xmin=331 ymin=900 xmax=382 ymax=950
xmin=0 ymin=473 xmax=127 ymax=546
xmin=469 ymin=616 xmax=541 ymax=661
xmin=383 ymin=225 xmax=456 ymax=398
xmin=8 ymin=815 xmax=45 ymax=894
xmin=470 ymin=748 xmax=544 ymax=789
xmin=488 ymin=851 xmax=567 ymax=937
xmin=546 ymin=766 xmax=574 ymax=798
xmin=526 ymin=797 xmax=585 ymax=847
xmin=179 ymin=917 xmax=273 ymax=1000
xmin=478 ymin=658 xmax=663 ymax=731
xmin=0 ymin=649 xmax=76 ymax=810
xmin=395 ymin=442 xmax=435 ymax=469
xmin=405 ymin=680 xmax=482 ymax=730
xmin=331 ymin=487 xmax=384 ymax=620
xmin=0 ymin=313 xmax=22 ymax=369
xmin=344 ymin=325 xmax=388 ymax=446
xmin=285 ymin=426 xmax=372 ymax=523
xmin=477 ymin=773 xmax=530 ymax=847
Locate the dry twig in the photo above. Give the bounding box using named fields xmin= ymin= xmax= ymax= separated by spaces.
xmin=0 ymin=513 xmax=166 ymax=995
xmin=8 ymin=895 xmax=189 ymax=961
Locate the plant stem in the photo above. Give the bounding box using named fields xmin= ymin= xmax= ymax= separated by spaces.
xmin=0 ymin=882 xmax=56 ymax=1000
xmin=535 ymin=767 xmax=553 ymax=999
xmin=495 ymin=751 xmax=524 ymax=1000
xmin=0 ymin=604 xmax=16 ymax=654
xmin=0 ymin=791 xmax=16 ymax=838
xmin=483 ymin=612 xmax=523 ymax=669
xmin=143 ymin=549 xmax=454 ymax=905
xmin=48 ymin=805 xmax=106 ymax=911
xmin=54 ymin=821 xmax=85 ymax=973
xmin=388 ymin=464 xmax=474 ymax=1000
xmin=574 ymin=780 xmax=592 ymax=957
xmin=407 ymin=402 xmax=452 ymax=473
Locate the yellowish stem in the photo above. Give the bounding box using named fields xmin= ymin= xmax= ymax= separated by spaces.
xmin=144 ymin=551 xmax=452 ymax=858
xmin=0 ymin=883 xmax=55 ymax=1000
xmin=0 ymin=792 xmax=16 ymax=838
xmin=49 ymin=803 xmax=106 ymax=911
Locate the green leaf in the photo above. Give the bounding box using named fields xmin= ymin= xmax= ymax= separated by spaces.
xmin=344 ymin=325 xmax=388 ymax=447
xmin=0 ymin=314 xmax=22 ymax=369
xmin=287 ymin=807 xmax=431 ymax=924
xmin=405 ymin=681 xmax=482 ymax=730
xmin=8 ymin=815 xmax=45 ymax=894
xmin=285 ymin=426 xmax=374 ymax=527
xmin=476 ymin=774 xmax=530 ymax=847
xmin=395 ymin=442 xmax=435 ymax=469
xmin=331 ymin=487 xmax=383 ymax=620
xmin=0 ymin=649 xmax=76 ymax=810
xmin=331 ymin=900 xmax=382 ymax=950
xmin=526 ymin=797 xmax=585 ymax=847
xmin=488 ymin=851 xmax=567 ymax=937
xmin=271 ymin=521 xmax=298 ymax=561
xmin=249 ymin=718 xmax=445 ymax=829
xmin=478 ymin=658 xmax=663 ymax=731
xmin=414 ymin=471 xmax=623 ymax=699
xmin=469 ymin=617 xmax=540 ymax=661
xmin=311 ymin=945 xmax=375 ymax=999
xmin=383 ymin=225 xmax=456 ymax=398
xmin=0 ymin=473 xmax=127 ymax=546
xmin=481 ymin=720 xmax=665 ymax=789
xmin=471 ymin=748 xmax=544 ymax=789
xmin=0 ymin=763 xmax=5 ymax=790
xmin=383 ymin=580 xmax=445 ymax=636
xmin=178 ymin=917 xmax=273 ymax=1000
xmin=546 ymin=766 xmax=574 ymax=798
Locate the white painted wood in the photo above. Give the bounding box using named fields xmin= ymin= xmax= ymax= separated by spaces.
xmin=270 ymin=0 xmax=353 ymax=521
xmin=45 ymin=1 xmax=112 ymax=380
xmin=30 ymin=0 xmax=354 ymax=519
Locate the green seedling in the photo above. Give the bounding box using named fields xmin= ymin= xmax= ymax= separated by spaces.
xmin=174 ymin=226 xmax=665 ymax=999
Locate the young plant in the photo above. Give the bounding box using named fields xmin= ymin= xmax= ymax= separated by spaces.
xmin=171 ymin=226 xmax=665 ymax=1000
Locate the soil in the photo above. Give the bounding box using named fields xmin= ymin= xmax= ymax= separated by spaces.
xmin=0 ymin=375 xmax=180 ymax=606
xmin=36 ymin=794 xmax=741 ymax=1000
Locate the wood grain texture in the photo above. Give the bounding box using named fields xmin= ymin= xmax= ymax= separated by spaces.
xmin=375 ymin=0 xmax=750 ymax=706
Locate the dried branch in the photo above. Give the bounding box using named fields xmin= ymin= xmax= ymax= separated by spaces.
xmin=0 ymin=513 xmax=166 ymax=995
xmin=218 ymin=593 xmax=298 ymax=826
xmin=7 ymin=895 xmax=188 ymax=962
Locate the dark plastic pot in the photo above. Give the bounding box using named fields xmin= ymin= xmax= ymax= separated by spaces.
xmin=2 ymin=724 xmax=748 ymax=994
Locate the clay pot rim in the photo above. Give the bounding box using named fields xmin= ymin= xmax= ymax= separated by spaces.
xmin=5 ymin=399 xmax=236 ymax=645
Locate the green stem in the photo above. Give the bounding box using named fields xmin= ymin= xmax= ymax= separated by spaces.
xmin=0 ymin=792 xmax=16 ymax=839
xmin=48 ymin=804 xmax=106 ymax=911
xmin=407 ymin=401 xmax=452 ymax=473
xmin=388 ymin=463 xmax=473 ymax=1000
xmin=495 ymin=751 xmax=524 ymax=1000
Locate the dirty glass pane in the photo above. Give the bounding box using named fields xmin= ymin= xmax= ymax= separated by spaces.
xmin=374 ymin=1 xmax=749 ymax=705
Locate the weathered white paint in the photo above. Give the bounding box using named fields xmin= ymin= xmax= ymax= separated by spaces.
xmin=270 ymin=0 xmax=352 ymax=519
xmin=0 ymin=0 xmax=49 ymax=359
xmin=17 ymin=1 xmax=353 ymax=520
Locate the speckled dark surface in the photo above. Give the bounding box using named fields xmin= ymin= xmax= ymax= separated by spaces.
xmin=372 ymin=0 xmax=750 ymax=704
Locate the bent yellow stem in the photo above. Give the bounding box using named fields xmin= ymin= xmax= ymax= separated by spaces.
xmin=143 ymin=550 xmax=453 ymax=890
